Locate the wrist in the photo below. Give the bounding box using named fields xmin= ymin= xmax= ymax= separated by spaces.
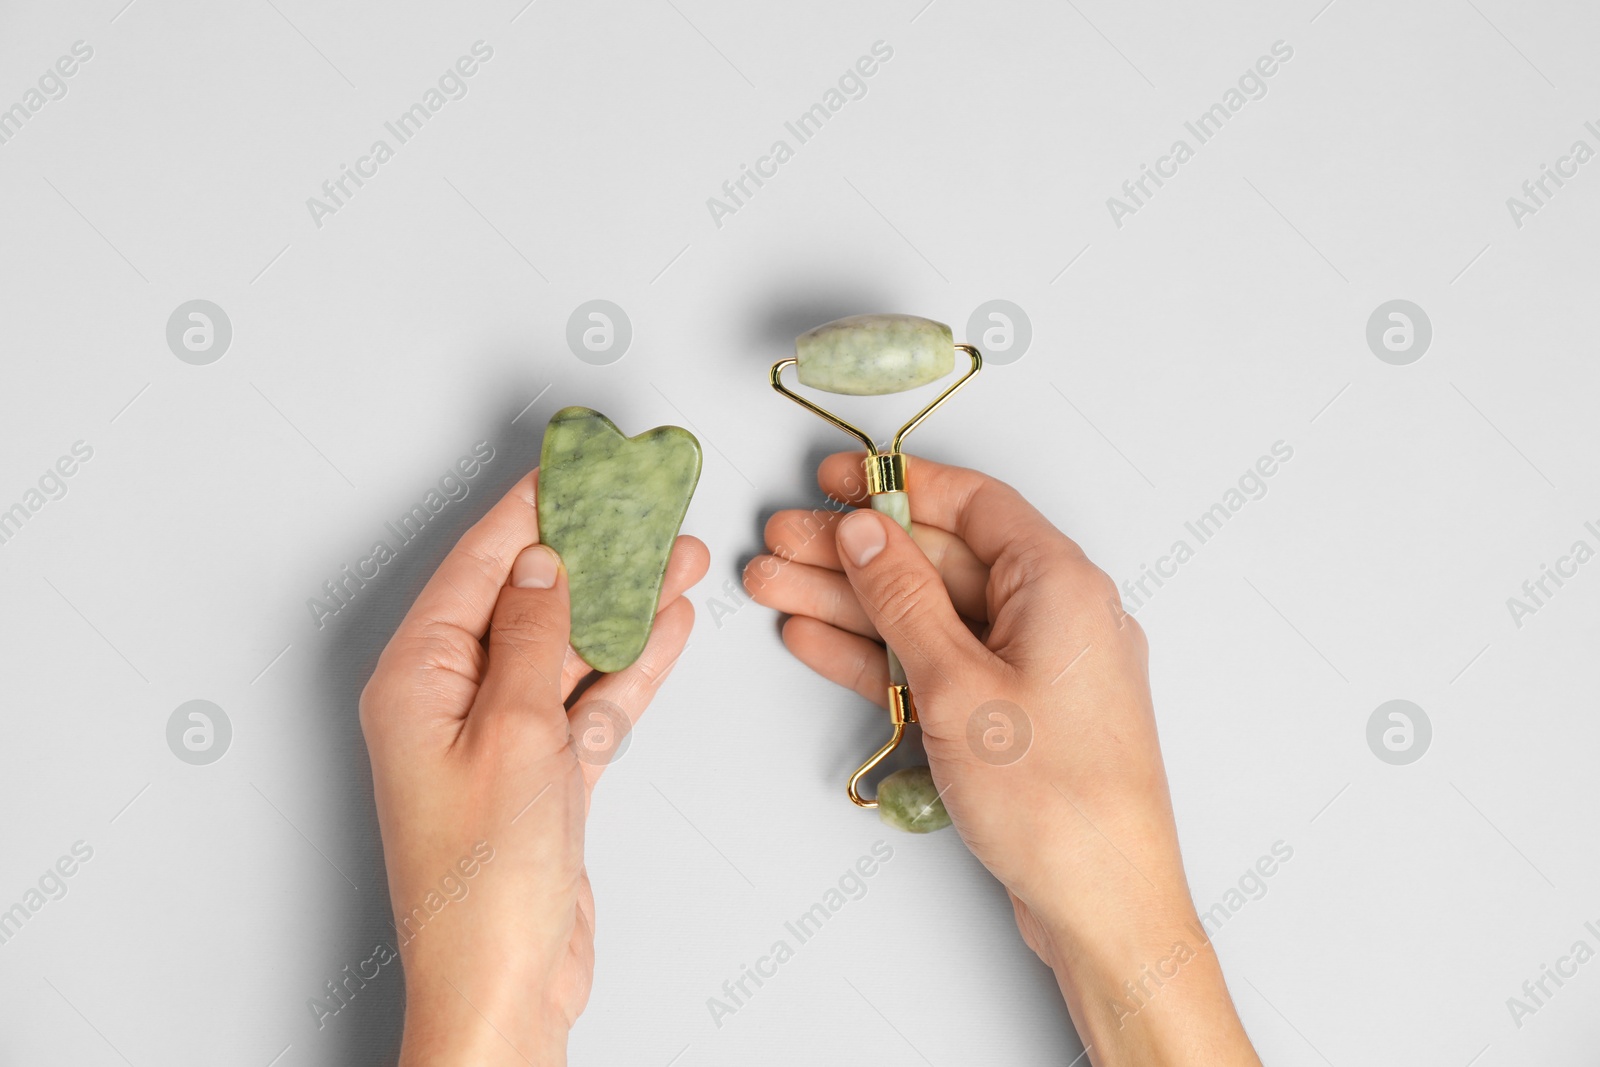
xmin=1040 ymin=905 xmax=1259 ymax=1067
xmin=1030 ymin=879 xmax=1202 ymax=973
xmin=400 ymin=966 xmax=570 ymax=1067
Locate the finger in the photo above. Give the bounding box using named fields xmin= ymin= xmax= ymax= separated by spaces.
xmin=558 ymin=534 xmax=709 ymax=698
xmin=780 ymin=615 xmax=890 ymax=708
xmin=745 ymin=555 xmax=877 ymax=638
xmin=817 ymin=452 xmax=1086 ymax=569
xmin=833 ymin=509 xmax=994 ymax=694
xmin=568 ymin=596 xmax=696 ymax=794
xmin=471 ymin=545 xmax=571 ymax=746
xmin=764 ymin=507 xmax=848 ymax=568
xmin=381 ymin=469 xmax=540 ymax=676
xmin=748 ymin=555 xmax=990 ymax=647
xmin=763 ymin=510 xmax=991 ymax=620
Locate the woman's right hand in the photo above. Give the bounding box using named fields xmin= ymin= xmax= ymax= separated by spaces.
xmin=745 ymin=452 xmax=1261 ymax=1066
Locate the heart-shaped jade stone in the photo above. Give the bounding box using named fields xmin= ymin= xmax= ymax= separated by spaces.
xmin=537 ymin=406 xmax=702 ymax=672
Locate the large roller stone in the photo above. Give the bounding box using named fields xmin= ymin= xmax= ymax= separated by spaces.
xmin=795 ymin=314 xmax=954 ymax=395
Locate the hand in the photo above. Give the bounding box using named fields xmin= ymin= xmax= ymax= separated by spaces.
xmin=360 ymin=468 xmax=708 ymax=1066
xmin=744 ymin=453 xmax=1260 ymax=1066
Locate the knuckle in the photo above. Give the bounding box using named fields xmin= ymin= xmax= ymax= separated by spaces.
xmin=492 ymin=601 xmax=562 ymax=651
xmin=1124 ymin=613 xmax=1150 ymax=654
xmin=1073 ymin=570 xmax=1125 ymax=630
xmin=1006 ymin=534 xmax=1058 ymax=577
xmin=988 ymin=475 xmax=1026 ymax=504
xmin=869 ymin=565 xmax=930 ymax=630
xmin=995 ymin=534 xmax=1083 ymax=600
xmin=631 ymin=652 xmax=669 ymax=688
xmin=1080 ymin=568 xmax=1146 ymax=652
xmin=847 ymin=644 xmax=878 ymax=697
xmin=404 ymin=622 xmax=484 ymax=675
xmin=448 ymin=542 xmax=507 ymax=592
xmin=1075 ymin=564 xmax=1121 ymax=606
xmin=821 ymin=579 xmax=849 ymax=625
xmin=357 ymin=679 xmax=384 ymax=736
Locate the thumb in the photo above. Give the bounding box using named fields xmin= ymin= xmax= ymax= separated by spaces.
xmin=835 ymin=508 xmax=984 ymax=691
xmin=475 ymin=544 xmax=571 ymax=725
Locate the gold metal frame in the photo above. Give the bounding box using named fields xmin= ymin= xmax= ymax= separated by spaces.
xmin=770 ymin=343 xmax=982 ymax=807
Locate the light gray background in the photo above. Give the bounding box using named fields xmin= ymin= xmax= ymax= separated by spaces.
xmin=1 ymin=0 xmax=1596 ymax=1064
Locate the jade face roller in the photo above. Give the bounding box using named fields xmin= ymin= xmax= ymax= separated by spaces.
xmin=770 ymin=314 xmax=982 ymax=831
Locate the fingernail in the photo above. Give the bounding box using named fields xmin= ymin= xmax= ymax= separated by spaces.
xmin=838 ymin=511 xmax=886 ymax=567
xmin=512 ymin=545 xmax=559 ymax=589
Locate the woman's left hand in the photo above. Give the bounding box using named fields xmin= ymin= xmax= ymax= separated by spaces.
xmin=360 ymin=467 xmax=707 ymax=1066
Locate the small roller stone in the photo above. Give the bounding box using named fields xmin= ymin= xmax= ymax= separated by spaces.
xmin=537 ymin=406 xmax=702 ymax=673
xmin=796 ymin=314 xmax=954 ymax=396
xmin=876 ymin=765 xmax=951 ymax=833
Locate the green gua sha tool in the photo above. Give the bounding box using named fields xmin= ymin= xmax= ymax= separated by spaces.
xmin=537 ymin=406 xmax=702 ymax=673
xmin=770 ymin=314 xmax=982 ymax=832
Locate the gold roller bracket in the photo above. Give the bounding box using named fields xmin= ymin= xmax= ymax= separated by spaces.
xmin=769 ymin=314 xmax=982 ymax=823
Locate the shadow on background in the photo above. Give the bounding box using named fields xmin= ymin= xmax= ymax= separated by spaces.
xmin=744 ymin=288 xmax=894 ymax=357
